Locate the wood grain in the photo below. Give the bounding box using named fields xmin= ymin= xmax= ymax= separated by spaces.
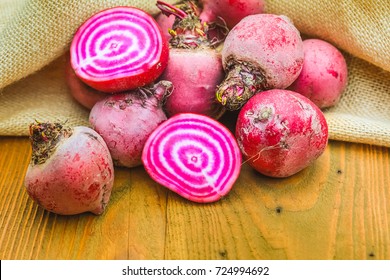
xmin=0 ymin=136 xmax=389 ymax=260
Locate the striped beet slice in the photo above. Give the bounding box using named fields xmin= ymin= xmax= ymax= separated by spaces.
xmin=70 ymin=6 xmax=169 ymax=93
xmin=142 ymin=113 xmax=242 ymax=203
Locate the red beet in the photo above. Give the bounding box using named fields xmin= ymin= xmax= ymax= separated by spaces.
xmin=70 ymin=6 xmax=169 ymax=93
xmin=142 ymin=113 xmax=242 ymax=203
xmin=288 ymin=39 xmax=348 ymax=109
xmin=199 ymin=0 xmax=265 ymax=29
xmin=157 ymin=1 xmax=225 ymax=119
xmin=216 ymin=14 xmax=304 ymax=110
xmin=65 ymin=56 xmax=108 ymax=109
xmin=24 ymin=122 xmax=114 ymax=215
xmin=161 ymin=49 xmax=225 ymax=119
xmin=89 ymin=81 xmax=172 ymax=168
xmin=235 ymin=89 xmax=328 ymax=178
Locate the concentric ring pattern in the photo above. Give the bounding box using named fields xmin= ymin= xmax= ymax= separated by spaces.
xmin=142 ymin=114 xmax=242 ymax=203
xmin=71 ymin=7 xmax=163 ymax=80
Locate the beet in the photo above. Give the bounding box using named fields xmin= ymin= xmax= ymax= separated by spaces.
xmin=161 ymin=48 xmax=225 ymax=119
xmin=157 ymin=1 xmax=225 ymax=119
xmin=216 ymin=14 xmax=304 ymax=110
xmin=70 ymin=6 xmax=169 ymax=93
xmin=65 ymin=56 xmax=108 ymax=109
xmin=288 ymin=39 xmax=348 ymax=109
xmin=24 ymin=122 xmax=114 ymax=215
xmin=235 ymin=89 xmax=328 ymax=178
xmin=142 ymin=113 xmax=242 ymax=203
xmin=199 ymin=0 xmax=266 ymax=29
xmin=89 ymin=81 xmax=173 ymax=168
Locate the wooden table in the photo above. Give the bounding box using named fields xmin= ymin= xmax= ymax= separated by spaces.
xmin=1 ymin=131 xmax=389 ymax=260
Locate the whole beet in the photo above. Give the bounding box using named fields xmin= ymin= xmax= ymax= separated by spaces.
xmin=288 ymin=39 xmax=348 ymax=109
xmin=161 ymin=49 xmax=225 ymax=119
xmin=199 ymin=0 xmax=266 ymax=29
xmin=236 ymin=89 xmax=328 ymax=178
xmin=157 ymin=1 xmax=225 ymax=119
xmin=65 ymin=56 xmax=108 ymax=109
xmin=216 ymin=14 xmax=304 ymax=110
xmin=89 ymin=81 xmax=172 ymax=168
xmin=24 ymin=122 xmax=114 ymax=215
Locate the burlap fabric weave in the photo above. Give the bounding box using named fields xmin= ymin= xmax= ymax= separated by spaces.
xmin=0 ymin=0 xmax=389 ymax=148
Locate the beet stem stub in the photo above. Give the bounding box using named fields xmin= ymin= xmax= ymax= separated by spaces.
xmin=216 ymin=61 xmax=266 ymax=111
xmin=150 ymin=80 xmax=174 ymax=105
xmin=142 ymin=113 xmax=242 ymax=203
xmin=29 ymin=121 xmax=73 ymax=166
xmin=134 ymin=80 xmax=173 ymax=106
xmin=157 ymin=0 xmax=211 ymax=49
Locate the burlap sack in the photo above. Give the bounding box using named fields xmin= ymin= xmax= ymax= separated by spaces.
xmin=0 ymin=0 xmax=389 ymax=148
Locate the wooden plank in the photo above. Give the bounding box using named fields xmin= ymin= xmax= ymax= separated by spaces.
xmin=0 ymin=137 xmax=389 ymax=259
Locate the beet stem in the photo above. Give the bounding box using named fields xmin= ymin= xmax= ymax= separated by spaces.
xmin=151 ymin=80 xmax=174 ymax=105
xmin=135 ymin=80 xmax=173 ymax=106
xmin=216 ymin=62 xmax=266 ymax=111
xmin=156 ymin=1 xmax=187 ymax=19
